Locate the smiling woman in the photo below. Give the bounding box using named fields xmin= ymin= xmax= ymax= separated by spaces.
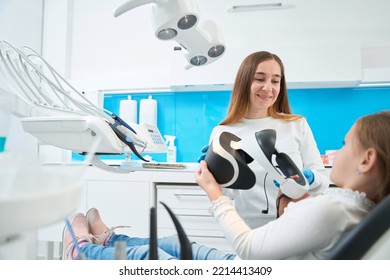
xmin=204 ymin=51 xmax=330 ymax=229
xmin=248 ymin=59 xmax=282 ymax=118
xmin=220 ymin=51 xmax=302 ymax=124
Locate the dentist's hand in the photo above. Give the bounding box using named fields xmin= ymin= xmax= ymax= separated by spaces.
xmin=195 ymin=160 xmax=223 ymax=202
xmin=276 ymin=189 xmax=310 ymax=217
xmin=196 ymin=145 xmax=209 ymax=163
xmin=302 ymin=168 xmax=315 ymax=184
xmin=272 ymin=174 xmax=299 ymax=188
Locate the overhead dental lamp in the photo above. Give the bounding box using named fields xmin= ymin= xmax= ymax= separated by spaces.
xmin=113 ymin=0 xmax=226 ymax=68
xmin=204 ymin=129 xmax=309 ymax=199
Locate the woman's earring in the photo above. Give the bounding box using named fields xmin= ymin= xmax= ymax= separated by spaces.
xmin=356 ymin=169 xmax=361 ymax=176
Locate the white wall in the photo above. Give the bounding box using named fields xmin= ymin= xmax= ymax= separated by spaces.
xmin=0 ymin=0 xmax=44 ymax=91
xmin=41 ymin=0 xmax=390 ymax=92
xmin=0 ymin=0 xmax=43 ymax=50
xmin=42 ymin=0 xmax=174 ymax=92
xmin=0 ymin=0 xmax=44 ymax=157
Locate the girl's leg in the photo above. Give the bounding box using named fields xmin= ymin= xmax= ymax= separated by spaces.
xmin=104 ymin=234 xmax=236 ymax=260
xmin=157 ymin=235 xmax=236 ymax=260
xmin=80 ymin=243 xmax=177 ymax=260
xmin=85 ymin=208 xmax=234 ymax=260
xmin=107 ymin=234 xmax=151 ymax=247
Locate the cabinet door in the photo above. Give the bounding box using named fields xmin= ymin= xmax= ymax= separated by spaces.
xmin=86 ymin=181 xmax=151 ymax=237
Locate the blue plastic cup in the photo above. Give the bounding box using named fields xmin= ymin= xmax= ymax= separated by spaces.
xmin=0 ymin=91 xmax=14 ymax=152
xmin=0 ymin=136 xmax=6 ymax=152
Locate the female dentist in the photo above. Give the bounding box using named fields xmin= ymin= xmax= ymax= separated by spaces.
xmin=200 ymin=51 xmax=329 ymax=228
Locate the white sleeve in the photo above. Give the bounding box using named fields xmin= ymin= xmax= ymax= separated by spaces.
xmin=208 ymin=126 xmax=223 ymax=144
xmin=299 ymin=119 xmax=330 ymax=195
xmin=210 ymin=195 xmax=344 ymax=259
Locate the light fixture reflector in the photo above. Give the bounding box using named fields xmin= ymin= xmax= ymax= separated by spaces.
xmin=190 ymin=55 xmax=207 ymax=66
xmin=208 ymin=45 xmax=225 ymax=58
xmin=157 ymin=28 xmax=178 ymax=40
xmin=177 ymin=15 xmax=197 ymax=29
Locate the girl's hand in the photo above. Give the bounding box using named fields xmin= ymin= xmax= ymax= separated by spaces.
xmin=195 ymin=161 xmax=223 ymax=201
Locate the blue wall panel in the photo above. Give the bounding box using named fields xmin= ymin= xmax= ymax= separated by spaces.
xmin=288 ymin=87 xmax=390 ymax=154
xmin=73 ymin=86 xmax=390 ymax=162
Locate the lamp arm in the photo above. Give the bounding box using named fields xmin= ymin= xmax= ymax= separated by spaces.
xmin=113 ymin=0 xmax=155 ymax=17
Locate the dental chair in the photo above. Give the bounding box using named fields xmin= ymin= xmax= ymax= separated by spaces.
xmin=327 ymin=194 xmax=390 ymax=260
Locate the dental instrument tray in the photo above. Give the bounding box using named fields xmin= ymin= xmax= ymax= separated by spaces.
xmin=142 ymin=162 xmax=186 ymax=169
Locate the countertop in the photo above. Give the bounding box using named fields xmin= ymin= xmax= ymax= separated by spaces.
xmin=103 ymin=160 xmax=200 ymax=172
xmin=42 ymin=161 xmax=200 ymax=184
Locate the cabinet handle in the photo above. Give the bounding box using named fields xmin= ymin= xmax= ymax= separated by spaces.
xmin=175 ymin=213 xmax=212 ymax=218
xmin=187 ymin=234 xmax=226 ymax=239
xmin=174 ymin=193 xmax=207 ymax=197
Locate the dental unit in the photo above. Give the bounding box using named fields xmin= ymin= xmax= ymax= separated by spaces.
xmin=0 ymin=40 xmax=167 ymax=173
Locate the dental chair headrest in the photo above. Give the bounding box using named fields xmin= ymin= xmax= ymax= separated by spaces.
xmin=255 ymin=129 xmax=307 ymax=188
xmin=204 ymin=131 xmax=256 ymax=189
xmin=204 ymin=129 xmax=309 ymax=198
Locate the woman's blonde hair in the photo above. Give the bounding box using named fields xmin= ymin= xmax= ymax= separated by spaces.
xmin=355 ymin=111 xmax=390 ymax=202
xmin=220 ymin=51 xmax=301 ymax=125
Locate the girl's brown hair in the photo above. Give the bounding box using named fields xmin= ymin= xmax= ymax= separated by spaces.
xmin=355 ymin=111 xmax=390 ymax=201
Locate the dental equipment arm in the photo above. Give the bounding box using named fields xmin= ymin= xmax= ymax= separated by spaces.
xmin=114 ymin=0 xmax=225 ymax=69
xmin=0 ymin=41 xmax=166 ymax=172
xmin=204 ymin=129 xmax=309 ymax=199
xmin=114 ymin=0 xmax=155 ymax=17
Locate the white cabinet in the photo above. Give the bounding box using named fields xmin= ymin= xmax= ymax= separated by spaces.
xmin=170 ymin=45 xmax=362 ymax=89
xmin=38 ymin=167 xmax=154 ymax=242
xmin=361 ymin=47 xmax=390 ymax=84
xmin=84 ymin=167 xmax=154 ymax=238
xmin=86 ymin=180 xmax=151 ymax=237
xmin=156 ymin=184 xmax=233 ymax=252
